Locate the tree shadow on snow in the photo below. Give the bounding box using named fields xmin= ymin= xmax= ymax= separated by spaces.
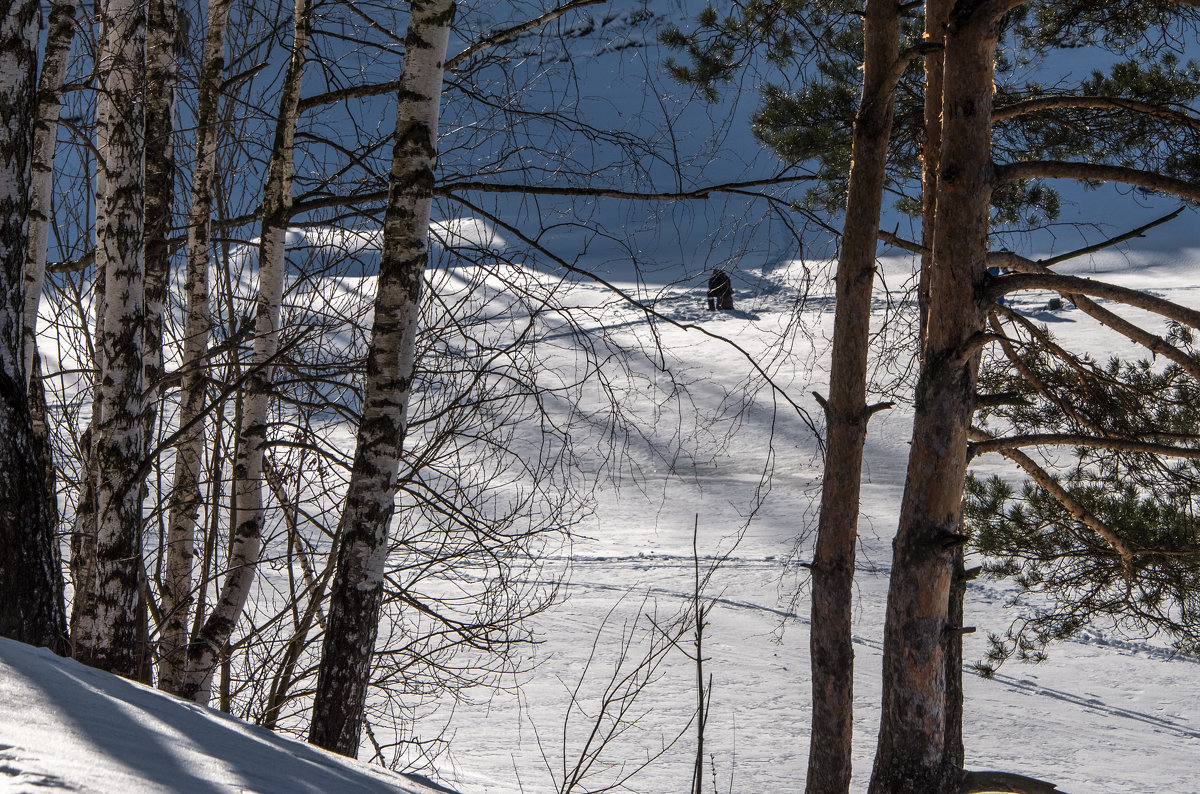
xmin=0 ymin=639 xmax=452 ymax=794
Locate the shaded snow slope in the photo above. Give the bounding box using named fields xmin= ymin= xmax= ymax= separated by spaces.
xmin=0 ymin=637 xmax=455 ymax=794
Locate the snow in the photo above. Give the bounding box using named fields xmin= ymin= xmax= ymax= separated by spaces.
xmin=429 ymin=249 xmax=1200 ymax=793
xmin=17 ymin=1 xmax=1200 ymax=791
xmin=0 ymin=636 xmax=453 ymax=793
xmin=13 ymin=246 xmax=1200 ymax=793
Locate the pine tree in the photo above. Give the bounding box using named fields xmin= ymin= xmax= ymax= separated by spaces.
xmin=872 ymin=2 xmax=1200 ymax=791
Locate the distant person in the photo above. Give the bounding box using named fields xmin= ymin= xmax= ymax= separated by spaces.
xmin=707 ymin=268 xmax=734 ymax=311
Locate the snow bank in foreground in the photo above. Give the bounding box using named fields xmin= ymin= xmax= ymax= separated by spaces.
xmin=0 ymin=637 xmax=455 ymax=793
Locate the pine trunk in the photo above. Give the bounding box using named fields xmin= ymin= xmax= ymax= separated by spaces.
xmin=0 ymin=0 xmax=67 ymax=651
xmin=308 ymin=0 xmax=455 ymax=757
xmin=943 ymin=547 xmax=967 ymax=767
xmin=72 ymin=0 xmax=148 ymax=678
xmin=919 ymin=0 xmax=952 ymax=341
xmin=176 ymin=0 xmax=311 ymax=704
xmin=805 ymin=2 xmax=899 ymax=792
xmin=158 ymin=0 xmax=230 ymax=697
xmin=868 ymin=8 xmax=1002 ymax=793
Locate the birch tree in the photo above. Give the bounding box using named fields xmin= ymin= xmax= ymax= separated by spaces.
xmin=156 ymin=0 xmax=234 ymax=696
xmin=308 ymin=0 xmax=456 ymax=757
xmin=0 ymin=0 xmax=67 ymax=652
xmin=70 ymin=0 xmax=149 ymax=678
xmin=170 ymin=0 xmax=314 ymax=704
xmin=22 ymin=0 xmax=77 ymax=384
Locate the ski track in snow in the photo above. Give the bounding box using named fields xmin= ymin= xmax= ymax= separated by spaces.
xmin=507 ymin=563 xmax=1200 ymax=745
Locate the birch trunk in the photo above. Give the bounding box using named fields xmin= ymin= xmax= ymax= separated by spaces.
xmin=308 ymin=0 xmax=455 ymax=757
xmin=140 ymin=0 xmax=176 ymax=489
xmin=0 ymin=0 xmax=68 ymax=652
xmin=176 ymin=0 xmax=311 ymax=704
xmin=805 ymin=2 xmax=899 ymax=791
xmin=22 ymin=0 xmax=78 ymax=384
xmin=72 ymin=0 xmax=148 ymax=678
xmin=868 ymin=5 xmax=1005 ymax=792
xmin=158 ymin=0 xmax=230 ymax=697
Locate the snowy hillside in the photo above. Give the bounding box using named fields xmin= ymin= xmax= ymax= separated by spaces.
xmin=431 ymin=246 xmax=1200 ymax=793
xmin=15 ymin=241 xmax=1200 ymax=792
xmin=16 ymin=0 xmax=1200 ymax=790
xmin=0 ymin=636 xmax=454 ymax=793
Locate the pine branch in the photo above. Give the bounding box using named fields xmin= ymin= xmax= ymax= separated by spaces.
xmin=996 ymin=160 xmax=1200 ymax=203
xmin=985 ymin=208 xmax=1200 ymax=382
xmin=970 ymin=432 xmax=1200 ymax=460
xmin=987 ymin=312 xmax=1099 ymax=432
xmin=993 ymin=96 xmax=1200 ymax=133
xmin=878 ymin=228 xmax=924 ymax=254
xmin=991 ymin=251 xmax=1200 ymax=384
xmin=1025 ymin=206 xmax=1182 ymax=269
xmin=969 ymin=427 xmax=1135 ymax=574
xmin=988 ymin=271 xmax=1200 ymax=331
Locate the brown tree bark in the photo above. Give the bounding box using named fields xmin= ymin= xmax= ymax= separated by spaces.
xmin=806 ymin=1 xmax=900 ymax=791
xmin=919 ymin=0 xmax=951 ymax=342
xmin=868 ymin=2 xmax=1018 ymax=791
xmin=943 ymin=545 xmax=967 ymax=768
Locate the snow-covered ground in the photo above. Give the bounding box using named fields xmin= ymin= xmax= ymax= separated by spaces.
xmin=432 ymin=246 xmax=1200 ymax=793
xmin=0 ymin=636 xmax=452 ymax=793
xmin=11 ymin=243 xmax=1200 ymax=793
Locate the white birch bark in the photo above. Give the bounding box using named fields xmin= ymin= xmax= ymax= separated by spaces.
xmin=177 ymin=0 xmax=312 ymax=704
xmin=140 ymin=0 xmax=177 ymax=433
xmin=157 ymin=0 xmax=231 ymax=697
xmin=308 ymin=0 xmax=455 ymax=757
xmin=22 ymin=0 xmax=78 ymax=384
xmin=71 ymin=0 xmax=148 ymax=678
xmin=0 ymin=0 xmax=67 ymax=651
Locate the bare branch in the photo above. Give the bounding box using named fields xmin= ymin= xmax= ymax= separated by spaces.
xmin=437 ymin=174 xmax=812 ymax=202
xmin=445 ymin=0 xmax=606 ymax=70
xmin=448 ymin=192 xmax=823 ymax=442
xmin=298 ymin=0 xmax=606 ymax=113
